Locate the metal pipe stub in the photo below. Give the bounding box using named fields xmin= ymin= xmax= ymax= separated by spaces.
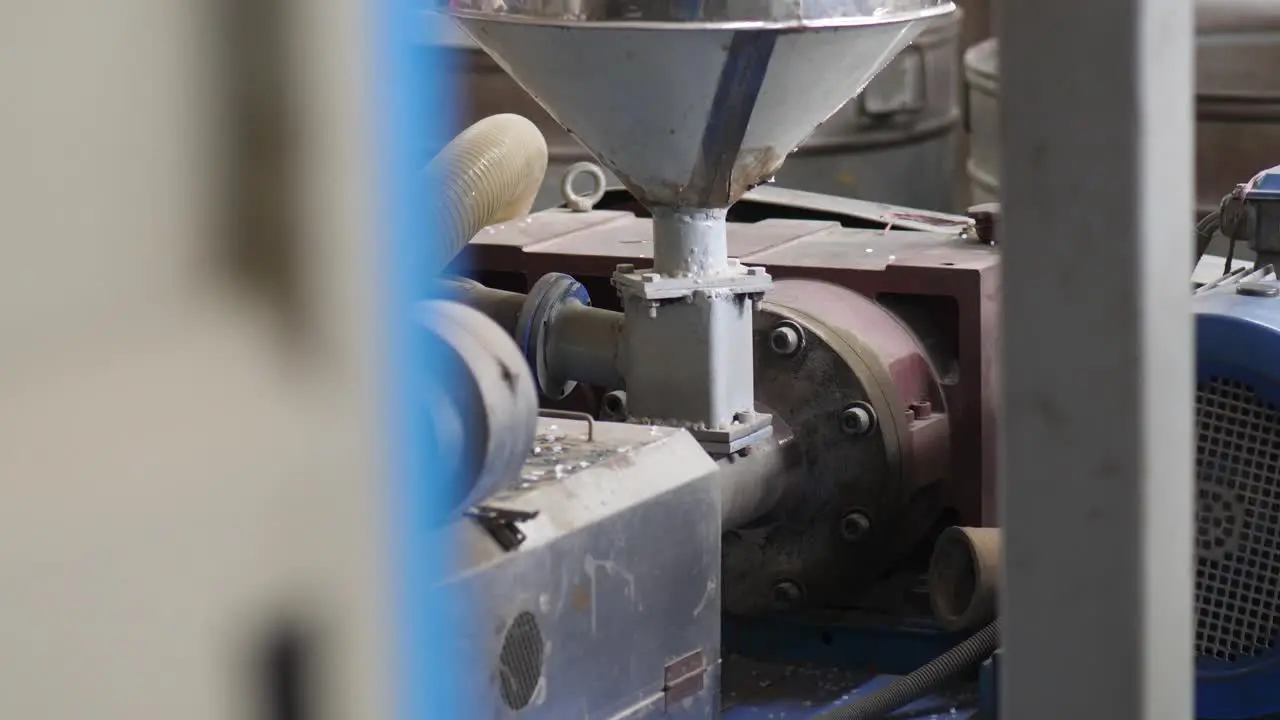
xmin=928 ymin=526 xmax=1001 ymax=631
xmin=443 ymin=274 xmax=625 ymax=397
xmin=715 ymin=413 xmax=801 ymax=529
xmin=544 ymin=302 xmax=624 ymax=390
xmin=436 ymin=276 xmax=525 ymax=335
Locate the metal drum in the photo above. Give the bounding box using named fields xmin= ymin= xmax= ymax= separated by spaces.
xmin=427 ymin=11 xmax=964 ymax=211
xmin=966 ymin=0 xmax=1280 ymax=216
xmin=773 ymin=10 xmax=964 ymax=212
xmin=963 ymin=39 xmax=999 ymax=207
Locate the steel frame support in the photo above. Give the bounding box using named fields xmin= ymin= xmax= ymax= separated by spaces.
xmin=998 ymin=0 xmax=1195 ymax=718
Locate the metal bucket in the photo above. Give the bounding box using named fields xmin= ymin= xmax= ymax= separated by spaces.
xmin=966 ymin=0 xmax=1280 ymax=216
xmin=771 ymin=10 xmax=964 ymax=212
xmin=427 ymin=11 xmax=964 ymax=211
xmin=963 ymin=39 xmax=999 ymax=207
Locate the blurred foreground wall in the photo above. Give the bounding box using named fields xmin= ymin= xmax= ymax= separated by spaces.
xmin=0 ymin=2 xmax=393 ymax=717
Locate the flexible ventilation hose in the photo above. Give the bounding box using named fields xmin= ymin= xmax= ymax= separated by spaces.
xmin=426 ymin=114 xmax=548 ymax=274
xmin=813 ymin=619 xmax=1001 ymax=720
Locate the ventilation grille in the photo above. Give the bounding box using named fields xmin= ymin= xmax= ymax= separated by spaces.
xmin=1195 ymin=377 xmax=1280 ymax=662
xmin=498 ymin=612 xmax=543 ymax=710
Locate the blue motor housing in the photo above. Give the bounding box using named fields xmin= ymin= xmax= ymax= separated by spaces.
xmin=1194 ymin=267 xmax=1280 ymax=719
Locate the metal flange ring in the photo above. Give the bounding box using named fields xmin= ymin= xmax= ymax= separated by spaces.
xmin=516 ymin=273 xmax=592 ymax=400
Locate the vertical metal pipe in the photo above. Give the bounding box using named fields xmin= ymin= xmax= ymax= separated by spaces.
xmin=650 ymin=206 xmax=730 ymax=277
xmin=999 ymin=0 xmax=1195 ymax=718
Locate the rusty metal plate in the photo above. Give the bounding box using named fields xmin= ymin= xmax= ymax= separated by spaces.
xmin=663 ymin=650 xmax=708 ymax=709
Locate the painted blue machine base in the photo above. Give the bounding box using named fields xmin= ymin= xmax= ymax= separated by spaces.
xmin=1193 ymin=271 xmax=1280 ymax=720
xmin=723 ymin=657 xmax=978 ymax=719
xmin=977 ymin=650 xmax=1000 ymax=719
xmin=722 ymin=612 xmax=984 ymax=719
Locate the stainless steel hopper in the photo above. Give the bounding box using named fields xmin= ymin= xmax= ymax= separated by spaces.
xmin=444 ymin=0 xmax=956 ymax=450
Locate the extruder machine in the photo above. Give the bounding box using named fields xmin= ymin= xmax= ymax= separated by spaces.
xmin=422 ymin=1 xmax=998 ymax=717
xmin=1188 ymin=167 xmax=1280 ymax=720
xmin=421 ymin=0 xmax=1280 ymax=718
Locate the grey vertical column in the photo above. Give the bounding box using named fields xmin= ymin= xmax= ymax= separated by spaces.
xmin=999 ymin=0 xmax=1195 ymax=718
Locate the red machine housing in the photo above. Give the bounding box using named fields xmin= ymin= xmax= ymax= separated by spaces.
xmin=460 ymin=196 xmax=998 ymax=527
xmin=457 ymin=193 xmax=1000 ymax=535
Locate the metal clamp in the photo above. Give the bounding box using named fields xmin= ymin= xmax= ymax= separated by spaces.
xmin=466 ymin=505 xmax=540 ymax=552
xmin=560 ymin=162 xmax=607 ymax=212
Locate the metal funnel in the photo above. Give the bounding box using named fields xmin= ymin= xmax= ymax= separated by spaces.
xmin=446 ymin=0 xmax=955 ymax=209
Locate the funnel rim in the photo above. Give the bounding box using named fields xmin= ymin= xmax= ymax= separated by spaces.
xmin=446 ymin=4 xmax=947 ymax=209
xmin=442 ymin=2 xmax=953 ymax=31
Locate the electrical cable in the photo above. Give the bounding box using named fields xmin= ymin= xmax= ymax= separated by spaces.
xmin=1197 ymin=210 xmax=1222 ymax=262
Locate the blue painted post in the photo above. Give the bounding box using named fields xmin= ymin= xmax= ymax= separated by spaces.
xmin=372 ymin=2 xmax=461 ymax=719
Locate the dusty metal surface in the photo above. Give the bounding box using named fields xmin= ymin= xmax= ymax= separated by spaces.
xmin=722 ymin=278 xmax=953 ymax=616
xmin=722 ymin=656 xmax=977 ymax=719
xmin=442 ymin=6 xmax=950 ymax=209
xmin=714 ymin=416 xmax=802 ymax=529
xmin=967 ymin=2 xmax=1280 ymax=214
xmin=443 ymin=417 xmax=723 ymax=719
xmin=426 ymin=12 xmax=965 ymax=210
xmin=446 ymin=0 xmax=953 ymax=27
xmin=460 ymin=208 xmax=1000 ymax=528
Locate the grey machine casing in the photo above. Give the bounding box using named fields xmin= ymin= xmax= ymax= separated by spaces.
xmin=441 ymin=417 xmax=722 ymax=719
